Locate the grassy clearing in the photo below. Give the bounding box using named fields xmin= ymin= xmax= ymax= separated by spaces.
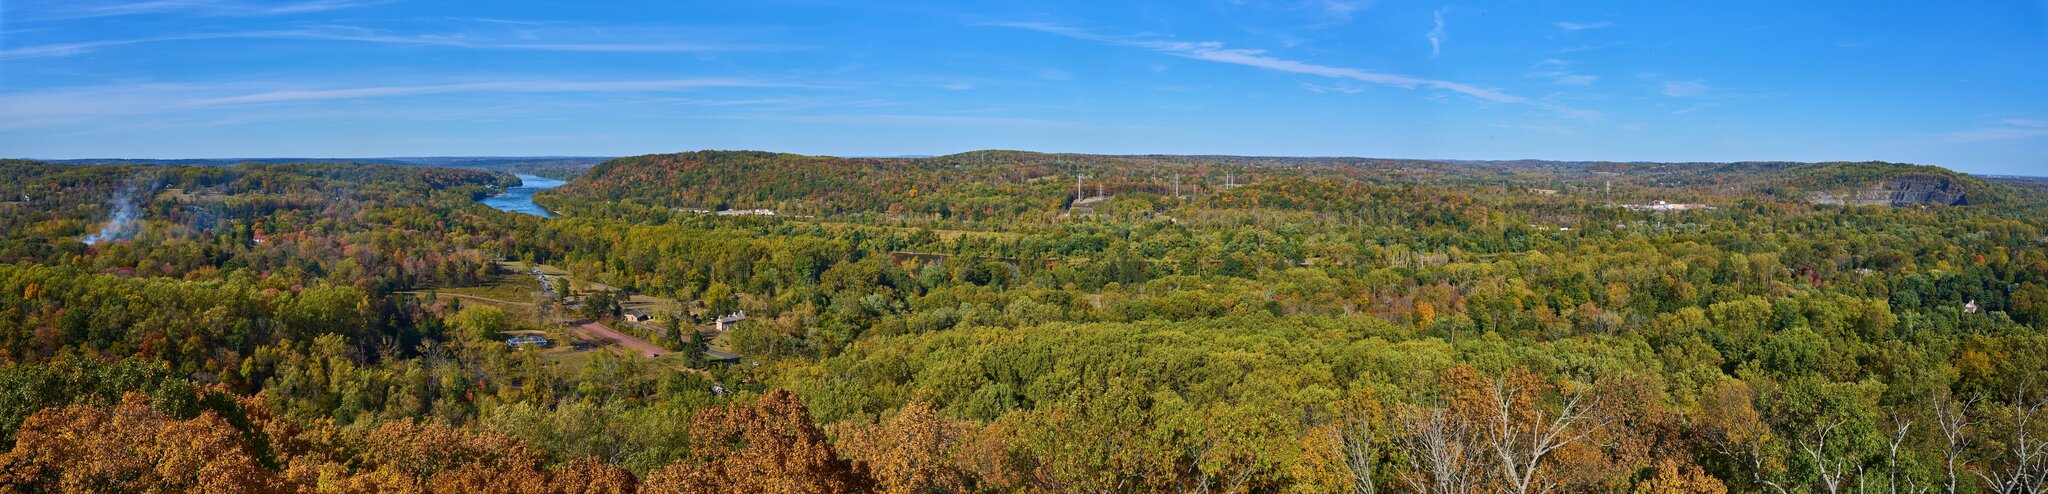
xmin=794 ymin=219 xmax=1027 ymax=242
xmin=498 ymin=261 xmax=570 ymax=277
xmin=539 ymin=347 xmax=598 ymax=375
xmin=541 ymin=346 xmax=702 ymax=376
xmin=439 ymin=272 xmax=545 ymax=303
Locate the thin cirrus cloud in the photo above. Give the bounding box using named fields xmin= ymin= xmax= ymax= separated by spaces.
xmin=186 ymin=79 xmax=810 ymax=105
xmin=1661 ymin=80 xmax=1710 ymax=97
xmin=1943 ymin=119 xmax=2048 ymax=143
xmin=1529 ymin=59 xmax=1598 ymax=86
xmin=0 ymin=79 xmax=811 ymax=129
xmin=993 ymin=21 xmax=1596 ymax=118
xmin=14 ymin=0 xmax=387 ymax=21
xmin=1311 ymin=0 xmax=1369 ymax=25
xmin=0 ymin=26 xmax=794 ymax=60
xmin=713 ymin=113 xmax=1088 ymax=128
xmin=1427 ymin=9 xmax=1447 ymax=57
xmin=1554 ymin=21 xmax=1614 ymax=31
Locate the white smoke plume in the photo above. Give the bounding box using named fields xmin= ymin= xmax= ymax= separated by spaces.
xmin=82 ymin=184 xmax=142 ymax=245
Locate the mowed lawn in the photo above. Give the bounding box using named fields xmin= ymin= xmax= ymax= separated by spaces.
xmin=497 ymin=260 xmax=569 ymax=277
xmin=439 ymin=272 xmax=545 ymax=302
xmin=411 ymin=271 xmax=548 ymax=323
xmin=539 ymin=340 xmax=703 ymax=376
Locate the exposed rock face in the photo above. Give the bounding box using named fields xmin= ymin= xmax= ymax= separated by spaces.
xmin=1813 ymin=175 xmax=1968 ymax=206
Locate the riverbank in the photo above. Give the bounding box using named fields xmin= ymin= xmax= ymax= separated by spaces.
xmin=480 ymin=173 xmax=564 ymax=217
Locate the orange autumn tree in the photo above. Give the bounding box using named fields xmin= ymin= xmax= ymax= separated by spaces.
xmin=643 ymin=389 xmax=869 ymax=494
xmin=831 ymin=401 xmax=1020 ymax=494
xmin=264 ymin=397 xmax=639 ymax=494
xmin=1399 ymin=366 xmax=1610 ymax=494
xmin=0 ymin=392 xmax=279 ymax=494
xmin=1633 ymin=459 xmax=1728 ymax=494
xmin=0 ymin=390 xmax=643 ymax=494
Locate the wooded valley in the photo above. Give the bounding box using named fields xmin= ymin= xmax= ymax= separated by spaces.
xmin=1 ymin=152 xmax=2045 ymax=493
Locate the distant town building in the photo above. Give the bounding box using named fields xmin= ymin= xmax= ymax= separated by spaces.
xmin=505 ymin=335 xmax=549 ymax=349
xmin=676 ymin=208 xmax=777 ymax=216
xmin=1621 ymin=200 xmax=1715 ymax=212
xmin=623 ymin=309 xmax=654 ymax=323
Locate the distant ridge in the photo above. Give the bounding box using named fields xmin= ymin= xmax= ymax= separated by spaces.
xmin=32 ymin=156 xmax=612 ymax=167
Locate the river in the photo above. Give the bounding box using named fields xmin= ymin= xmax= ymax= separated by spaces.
xmin=480 ymin=174 xmax=565 ymax=218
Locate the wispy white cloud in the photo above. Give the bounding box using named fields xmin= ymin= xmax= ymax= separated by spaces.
xmin=1557 ymin=42 xmax=1625 ymax=53
xmin=1491 ymin=121 xmax=1580 ymax=136
xmin=1943 ymin=128 xmax=2048 ymax=142
xmin=1553 ymin=74 xmax=1597 ymax=86
xmin=1314 ymin=0 xmax=1371 ymax=25
xmin=1226 ymin=0 xmax=1375 ymax=27
xmin=0 ymin=79 xmax=810 ymax=129
xmin=0 ymin=26 xmax=792 ymax=60
xmin=1944 ymin=119 xmax=2048 ymax=142
xmin=17 ymin=0 xmax=386 ymax=21
xmin=1661 ymin=80 xmax=1709 ymax=97
xmin=187 ymin=79 xmax=798 ymax=105
xmin=993 ymin=22 xmax=1595 ymax=118
xmin=1033 ymin=68 xmax=1075 ymax=81
xmin=1528 ymin=59 xmax=1597 ymax=86
xmin=712 ymin=113 xmax=1089 ymax=129
xmin=1553 ymin=21 xmax=1614 ymax=31
xmin=1427 ymin=9 xmax=1447 ymax=57
xmin=939 ymin=82 xmax=975 ymax=91
xmin=1302 ymin=83 xmax=1363 ymax=94
xmin=631 ymin=96 xmax=894 ymax=112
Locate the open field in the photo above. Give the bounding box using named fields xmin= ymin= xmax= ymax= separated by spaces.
xmin=497 ymin=260 xmax=569 ymax=277
xmin=440 ymin=271 xmax=545 ymax=302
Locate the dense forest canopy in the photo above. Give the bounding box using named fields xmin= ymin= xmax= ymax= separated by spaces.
xmin=0 ymin=152 xmax=2045 ymax=493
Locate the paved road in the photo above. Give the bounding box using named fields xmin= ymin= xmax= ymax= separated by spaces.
xmin=577 ymin=321 xmax=665 ymax=359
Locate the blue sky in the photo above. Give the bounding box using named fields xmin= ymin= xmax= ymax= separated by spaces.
xmin=1 ymin=1 xmax=2044 ymax=174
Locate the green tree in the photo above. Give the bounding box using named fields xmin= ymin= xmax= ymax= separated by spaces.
xmin=447 ymin=305 xmax=512 ymax=340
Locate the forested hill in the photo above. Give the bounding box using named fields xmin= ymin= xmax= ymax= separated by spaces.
xmin=543 ymin=150 xmax=2028 ymax=220
xmin=37 ymin=156 xmax=608 ymax=180
xmin=547 ymin=150 xmax=973 ymax=214
xmin=4 ymin=155 xmax=2047 ymax=493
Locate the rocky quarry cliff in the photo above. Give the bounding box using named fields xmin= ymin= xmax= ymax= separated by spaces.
xmin=1812 ymin=174 xmax=1969 ymax=206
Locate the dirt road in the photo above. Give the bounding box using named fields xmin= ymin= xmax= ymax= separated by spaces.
xmin=576 ymin=321 xmax=665 ymax=359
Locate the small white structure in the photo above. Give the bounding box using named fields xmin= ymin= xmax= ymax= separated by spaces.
xmin=678 ymin=207 xmax=777 ymax=216
xmin=715 ymin=311 xmax=747 ymax=331
xmin=1964 ymin=300 xmax=1981 ymax=314
xmin=1621 ymin=200 xmax=1715 ymax=212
